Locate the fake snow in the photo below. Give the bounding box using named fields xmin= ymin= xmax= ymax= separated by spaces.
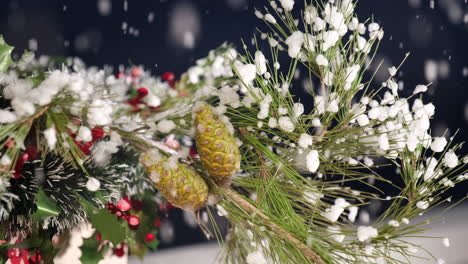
xmin=285 ymin=31 xmax=304 ymax=58
xmin=43 ymin=127 xmax=57 ymax=150
xmin=306 ymin=149 xmax=320 ymax=173
xmin=430 ymin=137 xmax=447 ymax=152
xmin=357 ymin=226 xmax=378 ymax=242
xmin=298 ymin=133 xmax=313 ymax=149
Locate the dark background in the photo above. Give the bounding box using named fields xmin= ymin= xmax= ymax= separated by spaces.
xmin=0 ymin=0 xmax=466 ymax=248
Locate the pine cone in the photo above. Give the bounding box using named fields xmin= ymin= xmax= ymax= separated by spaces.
xmin=194 ymin=102 xmax=240 ymax=182
xmin=141 ymin=152 xmax=208 ymax=212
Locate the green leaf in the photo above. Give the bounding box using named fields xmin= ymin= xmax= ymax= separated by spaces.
xmin=0 ymin=36 xmax=14 ymax=72
xmin=79 ymin=196 xmax=126 ymax=246
xmin=79 ymin=236 xmax=104 ymax=264
xmin=88 ymin=208 xmax=126 ymax=246
xmin=31 ymin=189 xmax=60 ymax=221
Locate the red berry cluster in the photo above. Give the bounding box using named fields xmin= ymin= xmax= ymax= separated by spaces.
xmin=6 ymin=248 xmax=41 ymax=264
xmin=70 ymin=126 xmax=105 ymax=155
xmin=106 ymin=198 xmax=141 ymax=229
xmin=162 ymin=72 xmax=176 ymax=88
xmin=117 ymin=67 xmax=142 ymax=81
xmin=113 ymin=243 xmax=126 ymax=257
xmin=126 ymin=86 xmax=151 ymax=113
xmin=2 ymin=139 xmax=39 ymax=179
xmin=126 ymin=69 xmax=161 ymax=112
xmin=3 ymin=121 xmax=105 ymax=179
xmin=105 ymin=196 xmax=160 ymax=250
xmin=117 ymin=67 xmax=151 ymax=112
xmin=29 ymin=251 xmax=42 ymax=264
xmin=14 ymin=145 xmax=39 ymax=179
xmin=7 ymin=248 xmax=29 ymax=264
xmin=118 ymin=68 xmax=178 ymax=113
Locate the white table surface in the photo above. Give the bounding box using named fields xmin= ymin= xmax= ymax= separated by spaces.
xmin=129 ymin=204 xmax=468 ymax=264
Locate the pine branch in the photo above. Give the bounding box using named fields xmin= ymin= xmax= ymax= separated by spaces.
xmin=23 ymin=104 xmax=49 ymax=125
xmin=223 ymin=189 xmax=326 ymax=264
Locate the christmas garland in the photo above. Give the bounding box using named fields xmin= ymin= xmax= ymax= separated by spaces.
xmin=0 ymin=0 xmax=467 ymax=263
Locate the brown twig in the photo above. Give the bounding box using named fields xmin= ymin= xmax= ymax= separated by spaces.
xmin=23 ymin=105 xmax=50 ymax=125
xmin=224 ymin=189 xmax=326 ymax=264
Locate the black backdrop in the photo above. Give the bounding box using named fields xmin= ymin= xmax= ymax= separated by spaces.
xmin=0 ymin=0 xmax=466 ymax=248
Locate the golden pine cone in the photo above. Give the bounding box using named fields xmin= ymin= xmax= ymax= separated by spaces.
xmin=140 ymin=152 xmax=208 ymax=211
xmin=194 ymin=102 xmax=241 ymax=182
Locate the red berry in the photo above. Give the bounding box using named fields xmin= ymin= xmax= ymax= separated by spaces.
xmin=5 ymin=138 xmax=16 ymax=149
xmin=82 ymin=141 xmax=94 ymax=155
xmin=13 ymin=153 xmax=29 ymax=179
xmin=127 ymin=97 xmax=141 ymax=106
xmin=117 ymin=198 xmax=131 ymax=211
xmin=137 ymin=87 xmax=149 ymax=97
xmin=7 ymin=248 xmax=19 ymax=258
xmin=25 ymin=145 xmax=39 ymax=160
xmin=107 ymin=203 xmax=118 ymax=214
xmin=91 ymin=127 xmax=105 ymax=141
xmin=127 ymin=215 xmax=140 ymax=227
xmin=30 ymin=251 xmax=42 ymax=263
xmin=189 ymin=147 xmax=198 ymax=158
xmin=95 ymin=232 xmax=102 ymax=241
xmin=162 ymin=72 xmax=175 ymax=82
xmin=113 ymin=247 xmax=125 ymax=257
xmin=144 ymin=233 xmax=155 ymax=243
xmin=154 ymin=218 xmax=161 ymax=228
xmin=130 ymin=199 xmax=143 ymax=211
xmin=76 ymin=141 xmax=92 ymax=155
xmin=131 ymin=67 xmax=142 ymax=78
xmin=168 ymin=80 xmax=176 ymax=88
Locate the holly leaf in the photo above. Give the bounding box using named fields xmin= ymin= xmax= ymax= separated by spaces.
xmin=79 ymin=236 xmax=104 ymax=264
xmin=79 ymin=194 xmax=127 ymax=246
xmin=88 ymin=208 xmax=126 ymax=246
xmin=0 ymin=36 xmax=14 ymax=72
xmin=31 ymin=189 xmax=60 ymax=221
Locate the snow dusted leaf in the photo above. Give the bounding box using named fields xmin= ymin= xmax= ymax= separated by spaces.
xmin=0 ymin=35 xmax=14 ymax=72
